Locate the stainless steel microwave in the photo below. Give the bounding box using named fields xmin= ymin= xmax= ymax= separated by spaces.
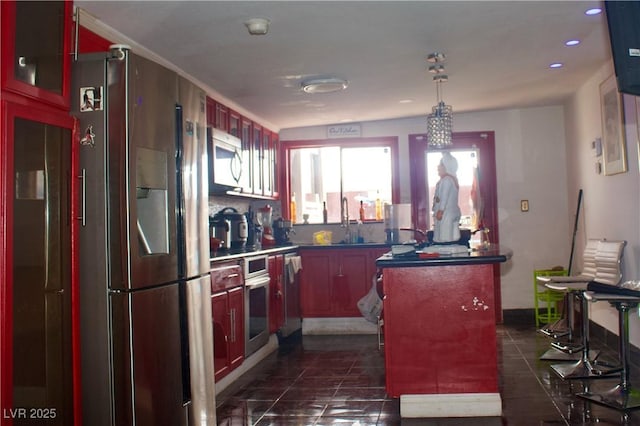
xmin=207 ymin=127 xmax=243 ymax=192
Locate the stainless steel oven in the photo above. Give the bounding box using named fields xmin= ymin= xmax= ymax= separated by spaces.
xmin=244 ymin=255 xmax=270 ymax=357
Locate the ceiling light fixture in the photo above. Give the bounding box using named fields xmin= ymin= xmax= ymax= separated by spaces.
xmin=565 ymin=39 xmax=580 ymax=46
xmin=301 ymin=77 xmax=348 ymax=94
xmin=585 ymin=8 xmax=602 ymax=16
xmin=426 ymin=53 xmax=453 ymax=148
xmin=549 ymin=62 xmax=563 ymax=69
xmin=244 ymin=18 xmax=270 ymax=35
xmin=427 ymin=52 xmax=446 ymax=63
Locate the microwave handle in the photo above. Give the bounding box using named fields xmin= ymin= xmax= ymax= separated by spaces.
xmin=231 ymin=149 xmax=243 ymax=184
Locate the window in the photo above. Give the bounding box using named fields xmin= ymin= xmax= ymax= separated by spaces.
xmin=283 ymin=137 xmax=399 ymax=224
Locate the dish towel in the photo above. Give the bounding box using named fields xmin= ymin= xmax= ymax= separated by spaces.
xmin=287 ymin=256 xmax=303 ymax=283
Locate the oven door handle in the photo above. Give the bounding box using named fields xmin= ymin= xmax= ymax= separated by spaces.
xmin=245 ymin=275 xmax=270 ymax=288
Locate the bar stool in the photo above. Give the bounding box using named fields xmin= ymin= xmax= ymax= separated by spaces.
xmin=537 ymin=239 xmax=600 ymax=361
xmin=538 ymin=239 xmax=625 ymax=364
xmin=546 ymin=283 xmax=614 ymax=379
xmin=577 ymin=291 xmax=640 ymax=410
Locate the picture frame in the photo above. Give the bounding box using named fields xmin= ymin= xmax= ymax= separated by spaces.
xmin=599 ymin=75 xmax=627 ymax=175
xmin=637 ymin=96 xmax=640 ymax=172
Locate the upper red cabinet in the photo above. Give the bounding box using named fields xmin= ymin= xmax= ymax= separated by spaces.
xmin=1 ymin=0 xmax=73 ymax=109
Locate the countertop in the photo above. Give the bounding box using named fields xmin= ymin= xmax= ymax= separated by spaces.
xmin=376 ymin=244 xmax=512 ymax=268
xmin=210 ymin=242 xmax=393 ymax=263
xmin=297 ymin=242 xmax=391 ymax=250
xmin=209 ymin=244 xmax=299 ymax=263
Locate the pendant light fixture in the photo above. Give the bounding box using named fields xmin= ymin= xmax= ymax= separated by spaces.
xmin=426 ymin=53 xmax=453 ymax=147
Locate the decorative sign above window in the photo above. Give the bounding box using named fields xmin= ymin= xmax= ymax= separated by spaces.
xmin=327 ymin=124 xmax=361 ymax=139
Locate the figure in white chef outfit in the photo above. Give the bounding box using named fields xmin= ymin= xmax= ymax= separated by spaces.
xmin=432 ymin=152 xmax=461 ymax=243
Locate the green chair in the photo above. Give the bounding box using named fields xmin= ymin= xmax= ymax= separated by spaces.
xmin=534 ymin=268 xmax=567 ymax=328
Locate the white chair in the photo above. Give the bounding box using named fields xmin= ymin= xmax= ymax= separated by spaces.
xmin=537 ymin=239 xmax=599 ymax=361
xmin=546 ymin=240 xmax=626 ymax=380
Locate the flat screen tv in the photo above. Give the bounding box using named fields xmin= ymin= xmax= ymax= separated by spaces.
xmin=605 ymin=1 xmax=640 ymax=96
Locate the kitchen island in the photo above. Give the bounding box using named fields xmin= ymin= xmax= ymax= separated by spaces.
xmin=376 ymin=245 xmax=512 ymax=418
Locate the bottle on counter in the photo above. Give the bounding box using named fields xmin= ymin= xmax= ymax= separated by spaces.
xmin=359 ymin=200 xmax=365 ymax=221
xmin=322 ymin=201 xmax=328 ymax=224
xmin=290 ymin=192 xmax=297 ymax=223
xmin=375 ymin=191 xmax=382 ymax=221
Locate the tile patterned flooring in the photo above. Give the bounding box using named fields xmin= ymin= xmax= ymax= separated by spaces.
xmin=215 ymin=324 xmax=640 ymax=425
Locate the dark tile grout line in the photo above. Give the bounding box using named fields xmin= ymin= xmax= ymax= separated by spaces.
xmin=503 ymin=327 xmax=571 ymax=426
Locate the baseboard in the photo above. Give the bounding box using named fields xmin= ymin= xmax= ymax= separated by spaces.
xmin=214 ymin=334 xmax=279 ymax=395
xmin=302 ymin=317 xmax=378 ymax=335
xmin=502 ymin=308 xmax=536 ymax=326
xmin=400 ymin=393 xmax=502 ymax=418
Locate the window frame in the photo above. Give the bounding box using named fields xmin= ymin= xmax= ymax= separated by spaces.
xmin=279 ymin=136 xmax=400 ymax=222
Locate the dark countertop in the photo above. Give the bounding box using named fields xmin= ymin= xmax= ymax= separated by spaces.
xmin=376 ymin=244 xmax=513 ymax=268
xmin=297 ymin=243 xmax=391 ymax=250
xmin=209 ymin=244 xmax=299 ymax=263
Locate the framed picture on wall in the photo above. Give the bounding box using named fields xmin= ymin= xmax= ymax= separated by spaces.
xmin=599 ymin=75 xmax=627 ymax=175
xmin=637 ymin=96 xmax=640 ymax=172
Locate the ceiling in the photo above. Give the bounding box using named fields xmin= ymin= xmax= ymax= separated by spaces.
xmin=75 ymin=1 xmax=612 ymax=131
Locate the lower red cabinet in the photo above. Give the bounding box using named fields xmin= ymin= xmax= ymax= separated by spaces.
xmin=268 ymin=254 xmax=285 ymax=333
xmin=299 ymin=247 xmax=387 ymax=317
xmin=210 ymin=263 xmax=244 ymax=381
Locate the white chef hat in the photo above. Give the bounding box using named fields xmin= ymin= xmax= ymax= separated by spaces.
xmin=440 ymin=152 xmax=458 ymax=175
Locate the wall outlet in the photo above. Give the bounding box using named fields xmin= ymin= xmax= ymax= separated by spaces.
xmin=520 ymin=200 xmax=529 ymax=212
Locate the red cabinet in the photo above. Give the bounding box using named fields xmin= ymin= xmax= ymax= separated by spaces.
xmin=268 ymin=254 xmax=285 ymax=333
xmin=205 ymin=96 xmax=279 ymax=199
xmin=1 ymin=100 xmax=79 ymax=425
xmin=299 ymin=247 xmax=387 ymax=317
xmin=1 ymin=0 xmax=73 ymax=109
xmin=2 ymin=2 xmax=79 ymax=423
xmin=382 ymin=264 xmax=498 ymax=397
xmin=210 ymin=263 xmax=244 ymax=381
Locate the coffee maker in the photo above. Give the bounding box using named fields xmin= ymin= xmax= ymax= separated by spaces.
xmin=273 ymin=218 xmax=293 ymax=245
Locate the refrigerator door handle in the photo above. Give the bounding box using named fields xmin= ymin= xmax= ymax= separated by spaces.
xmin=77 ymin=168 xmax=86 ymax=226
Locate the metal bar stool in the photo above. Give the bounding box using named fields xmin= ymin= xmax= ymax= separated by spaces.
xmin=538 ymin=239 xmax=625 ymax=363
xmin=578 ymin=291 xmax=640 ymax=410
xmin=537 ymin=239 xmax=600 ymax=361
xmin=547 ymin=283 xmax=614 ymax=379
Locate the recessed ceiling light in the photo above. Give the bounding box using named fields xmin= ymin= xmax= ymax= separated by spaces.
xmin=301 ymin=78 xmax=348 ymax=94
xmin=565 ymin=39 xmax=580 ymax=46
xmin=549 ymin=62 xmax=563 ymax=69
xmin=585 ymin=8 xmax=602 ymax=16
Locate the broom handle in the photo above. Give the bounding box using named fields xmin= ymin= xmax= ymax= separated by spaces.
xmin=567 ymin=189 xmax=583 ymax=275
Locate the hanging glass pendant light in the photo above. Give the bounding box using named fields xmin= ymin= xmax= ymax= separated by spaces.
xmin=427 ymin=74 xmax=453 ymax=147
xmin=426 ymin=53 xmax=453 ymax=147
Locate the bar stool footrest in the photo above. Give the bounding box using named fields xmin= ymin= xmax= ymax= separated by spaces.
xmin=540 ymin=348 xmax=599 ymax=362
xmin=551 ymin=359 xmax=619 ymax=380
xmin=550 ymin=340 xmax=584 ymax=354
xmin=578 ymin=384 xmax=640 ymax=410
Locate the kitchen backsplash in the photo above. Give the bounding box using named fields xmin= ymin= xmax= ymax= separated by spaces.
xmin=208 ymin=196 xmax=388 ymax=244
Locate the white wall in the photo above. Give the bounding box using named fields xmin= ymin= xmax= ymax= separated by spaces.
xmin=564 ymin=61 xmax=640 ymax=347
xmin=280 ymin=105 xmax=572 ymax=310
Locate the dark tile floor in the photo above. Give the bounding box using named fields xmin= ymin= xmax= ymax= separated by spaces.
xmin=215 ymin=324 xmax=640 ymax=425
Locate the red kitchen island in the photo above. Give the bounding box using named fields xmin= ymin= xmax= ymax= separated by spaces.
xmin=376 ymin=245 xmax=512 ymax=418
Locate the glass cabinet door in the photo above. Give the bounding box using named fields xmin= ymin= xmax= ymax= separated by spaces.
xmin=1 ymin=0 xmax=72 ymax=108
xmin=262 ymin=129 xmax=272 ymax=196
xmin=2 ymin=103 xmax=76 ymax=425
xmin=252 ymin=124 xmax=263 ymax=195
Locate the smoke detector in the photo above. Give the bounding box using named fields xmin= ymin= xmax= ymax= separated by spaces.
xmin=244 ymin=18 xmax=270 ymax=35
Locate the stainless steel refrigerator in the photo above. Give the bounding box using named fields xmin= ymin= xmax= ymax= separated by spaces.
xmin=72 ymin=45 xmax=215 ymax=426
